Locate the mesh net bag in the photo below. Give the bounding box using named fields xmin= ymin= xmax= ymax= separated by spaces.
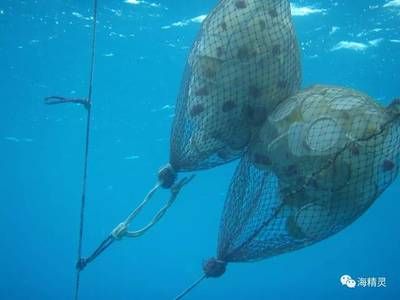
xmin=174 ymin=87 xmax=400 ymax=293
xmin=169 ymin=0 xmax=301 ymax=172
xmin=214 ymin=86 xmax=400 ymax=266
xmin=77 ymin=1 xmax=302 ymax=266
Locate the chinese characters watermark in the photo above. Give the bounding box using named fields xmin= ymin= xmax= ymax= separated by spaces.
xmin=340 ymin=274 xmax=387 ymax=289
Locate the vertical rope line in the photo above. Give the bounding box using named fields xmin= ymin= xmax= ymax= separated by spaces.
xmin=74 ymin=0 xmax=98 ymax=299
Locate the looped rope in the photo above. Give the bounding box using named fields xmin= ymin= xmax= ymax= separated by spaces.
xmin=112 ymin=174 xmax=195 ymax=239
xmin=76 ymin=173 xmax=195 ymax=271
xmin=44 ymin=96 xmax=91 ymax=110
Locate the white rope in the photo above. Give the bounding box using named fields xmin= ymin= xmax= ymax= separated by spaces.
xmin=111 ymin=175 xmax=195 ymax=239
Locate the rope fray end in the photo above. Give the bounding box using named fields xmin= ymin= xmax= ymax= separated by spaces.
xmin=111 ymin=174 xmax=195 ymax=239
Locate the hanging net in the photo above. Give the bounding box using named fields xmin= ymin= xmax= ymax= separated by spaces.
xmin=174 ymin=87 xmax=400 ymax=299
xmin=215 ymin=85 xmax=400 ymax=266
xmin=73 ymin=0 xmax=302 ymax=271
xmin=169 ymin=0 xmax=301 ymax=172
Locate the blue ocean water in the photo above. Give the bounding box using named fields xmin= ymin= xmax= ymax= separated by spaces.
xmin=0 ymin=0 xmax=399 ymax=299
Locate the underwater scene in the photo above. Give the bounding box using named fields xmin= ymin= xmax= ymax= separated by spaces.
xmin=1 ymin=0 xmax=400 ymax=299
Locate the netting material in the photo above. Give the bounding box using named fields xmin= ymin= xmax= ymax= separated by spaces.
xmin=216 ymin=85 xmax=400 ymax=263
xmin=170 ymin=0 xmax=301 ymax=171
xmin=73 ymin=0 xmax=303 ymax=275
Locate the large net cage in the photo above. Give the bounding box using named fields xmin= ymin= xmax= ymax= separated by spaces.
xmin=169 ymin=0 xmax=302 ymax=172
xmin=214 ymin=85 xmax=400 ymax=263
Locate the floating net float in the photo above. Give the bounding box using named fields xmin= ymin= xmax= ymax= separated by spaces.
xmin=174 ymin=86 xmax=400 ymax=299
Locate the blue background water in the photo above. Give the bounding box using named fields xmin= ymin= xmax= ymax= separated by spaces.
xmin=0 ymin=0 xmax=399 ymax=299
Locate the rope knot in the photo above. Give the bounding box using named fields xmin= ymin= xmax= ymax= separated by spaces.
xmin=202 ymin=258 xmax=226 ymax=278
xmin=158 ymin=164 xmax=177 ymax=189
xmin=76 ymin=258 xmax=88 ymax=271
xmin=111 ymin=222 xmax=128 ymax=239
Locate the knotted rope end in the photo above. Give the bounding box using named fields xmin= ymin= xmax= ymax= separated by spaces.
xmin=76 ymin=258 xmax=88 ymax=271
xmin=111 ymin=222 xmax=128 ymax=240
xmin=202 ymin=258 xmax=227 ymax=278
xmin=158 ymin=164 xmax=177 ymax=189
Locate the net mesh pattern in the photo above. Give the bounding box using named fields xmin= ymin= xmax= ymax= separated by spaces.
xmin=170 ymin=0 xmax=301 ymax=171
xmin=217 ymin=85 xmax=400 ymax=262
